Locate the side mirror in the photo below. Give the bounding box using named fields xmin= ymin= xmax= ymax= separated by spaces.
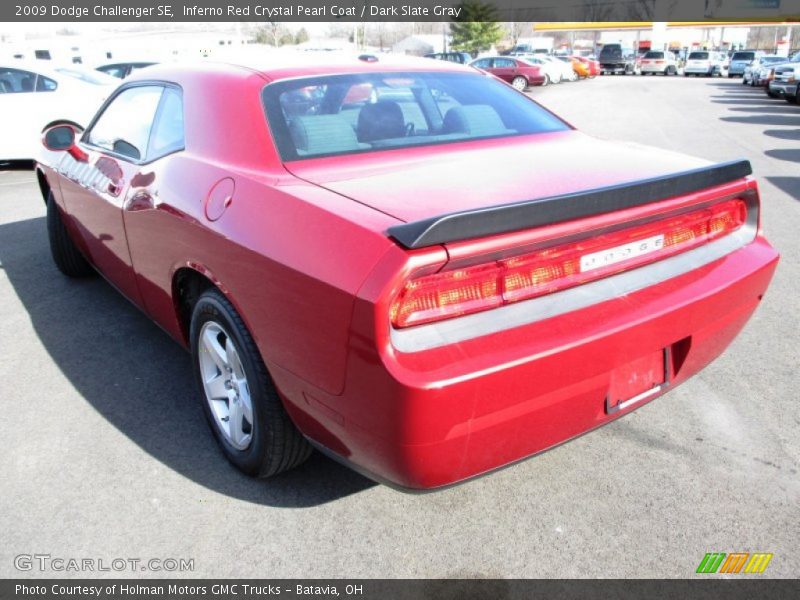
xmin=42 ymin=124 xmax=87 ymax=162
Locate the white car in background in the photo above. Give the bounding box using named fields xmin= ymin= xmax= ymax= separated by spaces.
xmin=683 ymin=51 xmax=729 ymax=77
xmin=539 ymin=55 xmax=578 ymax=81
xmin=518 ymin=55 xmax=566 ymax=84
xmin=0 ymin=62 xmax=117 ymax=163
xmin=639 ymin=50 xmax=679 ymax=75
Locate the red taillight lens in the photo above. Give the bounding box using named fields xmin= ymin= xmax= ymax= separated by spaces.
xmin=391 ymin=199 xmax=746 ymax=328
xmin=390 ymin=263 xmax=502 ymax=328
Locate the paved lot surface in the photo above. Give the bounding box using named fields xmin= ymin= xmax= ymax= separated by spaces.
xmin=1 ymin=75 xmax=798 ymax=579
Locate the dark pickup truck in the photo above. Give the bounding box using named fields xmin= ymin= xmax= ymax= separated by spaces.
xmin=599 ymin=43 xmax=635 ymax=75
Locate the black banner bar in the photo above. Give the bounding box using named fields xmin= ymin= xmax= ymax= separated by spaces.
xmin=3 ymin=579 xmax=800 ymax=600
xmin=3 ymin=0 xmax=800 ymax=22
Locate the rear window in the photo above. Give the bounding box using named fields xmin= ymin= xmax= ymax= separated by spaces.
xmin=599 ymin=45 xmax=622 ymax=58
xmin=263 ymin=71 xmax=569 ymax=161
xmin=732 ymin=52 xmax=755 ymax=61
xmin=644 ymin=52 xmax=664 ymax=59
xmin=688 ymin=52 xmax=709 ymax=60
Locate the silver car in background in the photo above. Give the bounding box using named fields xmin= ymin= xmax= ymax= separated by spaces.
xmin=768 ymin=62 xmax=800 ymax=103
xmin=729 ymin=50 xmax=765 ymax=77
xmin=744 ymin=55 xmax=788 ymax=86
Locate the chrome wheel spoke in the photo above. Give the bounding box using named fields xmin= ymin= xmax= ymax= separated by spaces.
xmin=205 ymin=373 xmax=228 ymax=400
xmin=228 ymin=395 xmax=245 ymax=447
xmin=202 ymin=327 xmax=228 ymax=373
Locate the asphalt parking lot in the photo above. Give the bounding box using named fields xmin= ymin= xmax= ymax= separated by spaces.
xmin=1 ymin=74 xmax=798 ymax=579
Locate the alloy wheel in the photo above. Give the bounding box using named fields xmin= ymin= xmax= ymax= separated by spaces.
xmin=198 ymin=321 xmax=254 ymax=450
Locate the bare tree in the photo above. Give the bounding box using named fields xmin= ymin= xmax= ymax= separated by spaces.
xmin=576 ymin=0 xmax=617 ymax=22
xmin=505 ymin=22 xmax=532 ymax=48
xmin=626 ymin=0 xmax=656 ymax=21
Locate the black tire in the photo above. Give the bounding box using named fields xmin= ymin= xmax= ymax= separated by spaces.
xmin=190 ymin=288 xmax=312 ymax=478
xmin=46 ymin=191 xmax=94 ymax=277
xmin=766 ymin=89 xmax=778 ymax=98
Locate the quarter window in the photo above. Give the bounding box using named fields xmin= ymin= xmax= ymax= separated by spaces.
xmin=86 ymin=86 xmax=163 ymax=161
xmin=36 ymin=76 xmax=57 ymax=92
xmin=148 ymin=87 xmax=185 ymax=158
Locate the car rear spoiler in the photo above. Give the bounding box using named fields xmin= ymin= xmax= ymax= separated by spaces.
xmin=387 ymin=159 xmax=752 ymax=249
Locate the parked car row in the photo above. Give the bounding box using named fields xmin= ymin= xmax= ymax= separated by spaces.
xmin=469 ymin=55 xmax=598 ymax=90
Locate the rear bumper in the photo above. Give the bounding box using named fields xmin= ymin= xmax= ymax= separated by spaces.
xmin=600 ymin=63 xmax=629 ymax=73
xmin=283 ymin=234 xmax=778 ymax=490
xmin=684 ymin=66 xmax=714 ymax=74
xmin=640 ymin=64 xmax=669 ymax=73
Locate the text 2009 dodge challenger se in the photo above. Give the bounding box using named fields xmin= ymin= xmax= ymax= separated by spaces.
xmin=35 ymin=56 xmax=778 ymax=490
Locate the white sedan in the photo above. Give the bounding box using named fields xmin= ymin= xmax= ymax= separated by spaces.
xmin=0 ymin=62 xmax=117 ymax=162
xmin=516 ymin=55 xmax=568 ymax=84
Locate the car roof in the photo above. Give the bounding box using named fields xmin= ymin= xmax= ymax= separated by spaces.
xmin=130 ymin=53 xmax=472 ymax=86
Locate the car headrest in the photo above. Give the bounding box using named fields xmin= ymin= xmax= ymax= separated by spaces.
xmin=289 ymin=115 xmax=363 ymax=156
xmin=357 ymin=100 xmax=406 ymax=143
xmin=442 ymin=105 xmax=512 ymax=137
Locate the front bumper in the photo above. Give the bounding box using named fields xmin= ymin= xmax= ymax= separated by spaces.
xmin=769 ymin=80 xmax=797 ymax=96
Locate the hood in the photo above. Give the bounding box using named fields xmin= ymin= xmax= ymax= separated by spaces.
xmin=284 ymin=131 xmax=713 ymax=225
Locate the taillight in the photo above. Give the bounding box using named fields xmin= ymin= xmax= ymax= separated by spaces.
xmin=390 ymin=199 xmax=746 ymax=328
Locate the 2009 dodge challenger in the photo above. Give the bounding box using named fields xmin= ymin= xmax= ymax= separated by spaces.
xmin=35 ymin=55 xmax=778 ymax=490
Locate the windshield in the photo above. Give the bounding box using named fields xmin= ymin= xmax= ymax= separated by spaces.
xmin=688 ymin=52 xmax=709 ymax=60
xmin=732 ymin=52 xmax=755 ymax=61
xmin=55 ymin=67 xmax=115 ymax=85
xmin=263 ymin=71 xmax=569 ymax=161
xmin=644 ymin=52 xmax=664 ymax=59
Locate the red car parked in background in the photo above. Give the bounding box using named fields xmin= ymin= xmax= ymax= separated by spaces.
xmin=469 ymin=56 xmax=546 ymax=90
xmin=36 ymin=55 xmax=778 ymax=490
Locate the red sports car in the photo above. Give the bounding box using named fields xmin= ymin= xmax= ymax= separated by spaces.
xmin=469 ymin=56 xmax=546 ymax=90
xmin=36 ymin=55 xmax=778 ymax=490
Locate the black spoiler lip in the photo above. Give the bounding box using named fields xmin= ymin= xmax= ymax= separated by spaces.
xmin=387 ymin=159 xmax=753 ymax=249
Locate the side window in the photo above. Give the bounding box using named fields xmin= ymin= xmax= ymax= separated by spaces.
xmin=0 ymin=68 xmax=37 ymax=94
xmin=86 ymin=86 xmax=163 ymax=161
xmin=36 ymin=76 xmax=57 ymax=92
xmin=494 ymin=59 xmax=515 ymax=68
xmin=472 ymin=58 xmax=491 ymax=69
xmin=148 ymin=87 xmax=185 ymax=159
xmin=98 ymin=65 xmax=127 ymax=79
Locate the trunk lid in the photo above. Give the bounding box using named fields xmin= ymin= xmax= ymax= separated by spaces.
xmin=284 ymin=131 xmax=713 ymax=225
